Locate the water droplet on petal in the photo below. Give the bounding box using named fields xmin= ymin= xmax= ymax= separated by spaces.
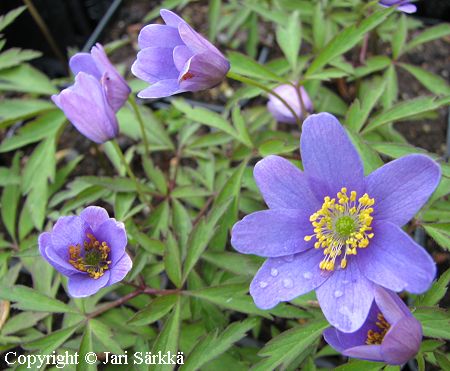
xmin=270 ymin=268 xmax=278 ymax=277
xmin=284 ymin=255 xmax=294 ymax=262
xmin=334 ymin=290 xmax=343 ymax=298
xmin=259 ymin=281 xmax=268 ymax=288
xmin=282 ymin=278 xmax=293 ymax=288
xmin=303 ymin=272 xmax=312 ymax=279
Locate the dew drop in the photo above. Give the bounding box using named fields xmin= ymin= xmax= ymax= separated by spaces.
xmin=282 ymin=278 xmax=293 ymax=288
xmin=334 ymin=290 xmax=343 ymax=298
xmin=270 ymin=268 xmax=279 ymax=277
xmin=259 ymin=281 xmax=268 ymax=288
xmin=303 ymin=272 xmax=312 ymax=280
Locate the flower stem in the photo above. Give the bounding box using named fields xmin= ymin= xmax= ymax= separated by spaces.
xmin=226 ymin=71 xmax=302 ymax=127
xmin=128 ymin=96 xmax=150 ymax=158
xmin=110 ymin=139 xmax=147 ymax=203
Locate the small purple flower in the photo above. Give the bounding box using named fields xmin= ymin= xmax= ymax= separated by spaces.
xmin=52 ymin=43 xmax=130 ymax=144
xmin=378 ymin=0 xmax=417 ymax=13
xmin=324 ymin=286 xmax=422 ymax=365
xmin=231 ymin=113 xmax=440 ymax=332
xmin=39 ymin=206 xmax=132 ymax=298
xmin=268 ymin=84 xmax=313 ymax=124
xmin=131 ymin=9 xmax=230 ymax=99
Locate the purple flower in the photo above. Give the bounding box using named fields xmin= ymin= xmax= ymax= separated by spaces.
xmin=52 ymin=44 xmax=130 ymax=143
xmin=324 ymin=286 xmax=422 ymax=365
xmin=268 ymin=84 xmax=313 ymax=124
xmin=131 ymin=9 xmax=230 ymax=99
xmin=231 ymin=113 xmax=440 ymax=332
xmin=39 ymin=206 xmax=132 ymax=298
xmin=378 ymin=0 xmax=417 ymax=13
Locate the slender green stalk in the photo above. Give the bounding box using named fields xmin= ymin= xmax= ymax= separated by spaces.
xmin=290 ymin=81 xmax=308 ymax=122
xmin=226 ymin=71 xmax=302 ymax=127
xmin=128 ymin=96 xmax=150 ymax=158
xmin=110 ymin=139 xmax=147 ymax=203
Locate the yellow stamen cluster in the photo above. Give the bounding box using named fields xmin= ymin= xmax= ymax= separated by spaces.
xmin=366 ymin=313 xmax=390 ymax=345
xmin=69 ymin=233 xmax=111 ymax=279
xmin=304 ymin=187 xmax=375 ymax=271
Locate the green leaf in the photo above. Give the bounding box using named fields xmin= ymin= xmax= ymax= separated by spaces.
xmin=335 ymin=360 xmax=384 ymax=371
xmin=352 ymin=56 xmax=391 ymax=79
xmin=306 ymin=7 xmax=394 ymax=75
xmin=165 ymin=232 xmax=182 ymax=288
xmin=201 ymin=251 xmax=263 ymax=276
xmin=380 ymin=64 xmax=398 ymax=109
xmin=228 ymin=51 xmax=284 ymax=82
xmin=129 ymin=294 xmax=178 ymax=326
xmin=142 ymin=157 xmax=168 ymax=195
xmin=181 ymin=318 xmax=258 ymax=371
xmin=347 ymin=131 xmax=383 ymax=175
xmin=312 ymin=1 xmax=326 ymax=50
xmin=391 ymin=14 xmax=407 ymax=59
xmin=258 ymin=138 xmax=299 ymax=156
xmin=399 ymin=64 xmax=450 ymax=96
xmin=276 ymin=11 xmax=301 ymax=71
xmin=364 ymin=97 xmax=445 ymax=133
xmin=423 ymin=223 xmax=450 ymax=250
xmin=24 ymin=324 xmax=80 ymax=353
xmin=208 ymin=0 xmax=221 ymax=41
xmin=414 ymin=307 xmax=450 ymax=340
xmin=435 ymin=351 xmax=450 ymax=371
xmin=232 ymin=106 xmax=253 ymax=148
xmin=405 ymin=23 xmax=450 ymax=52
xmin=90 ymin=318 xmax=123 ymax=354
xmin=151 ymin=297 xmax=181 ymax=371
xmin=1 ymin=153 xmax=21 ymax=239
xmin=0 ymin=285 xmax=76 ymax=313
xmin=254 ymin=320 xmax=328 ymax=370
xmin=415 ymin=269 xmax=450 ymax=306
xmin=0 ymin=48 xmax=42 ymax=70
xmin=0 ymin=6 xmax=26 ymax=32
xmin=0 ymin=99 xmax=55 ymax=128
xmin=78 ymin=323 xmax=96 ymax=371
xmin=0 ymin=64 xmax=57 ymax=95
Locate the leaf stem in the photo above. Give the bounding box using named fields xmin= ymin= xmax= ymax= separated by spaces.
xmin=226 ymin=71 xmax=302 ymax=127
xmin=128 ymin=96 xmax=150 ymax=158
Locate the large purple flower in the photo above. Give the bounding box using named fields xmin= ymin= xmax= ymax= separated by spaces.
xmin=268 ymin=84 xmax=313 ymax=124
xmin=52 ymin=44 xmax=130 ymax=143
xmin=324 ymin=286 xmax=422 ymax=365
xmin=231 ymin=113 xmax=440 ymax=332
xmin=39 ymin=206 xmax=132 ymax=298
xmin=378 ymin=0 xmax=417 ymax=13
xmin=131 ymin=9 xmax=230 ymax=99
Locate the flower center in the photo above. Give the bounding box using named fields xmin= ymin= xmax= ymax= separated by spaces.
xmin=69 ymin=233 xmax=111 ymax=279
xmin=366 ymin=313 xmax=390 ymax=345
xmin=304 ymin=187 xmax=375 ymax=271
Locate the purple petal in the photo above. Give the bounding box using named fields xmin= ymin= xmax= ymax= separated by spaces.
xmin=316 ymin=262 xmax=374 ymax=332
xmin=108 ymin=253 xmax=132 ymax=285
xmin=79 ymin=206 xmax=110 ymax=231
xmin=373 ymin=286 xmax=411 ymax=325
xmin=53 ymin=72 xmax=118 ymax=143
xmin=131 ymin=47 xmax=179 ymax=83
xmin=231 ymin=209 xmax=313 ymax=257
xmin=253 ymin=155 xmax=320 ymax=212
xmin=178 ymin=22 xmax=222 ymax=55
xmin=397 ymin=4 xmax=417 ymax=13
xmin=268 ymin=85 xmax=313 ymax=124
xmin=381 ymin=317 xmax=422 ymax=365
xmin=67 ymin=271 xmax=110 ymax=298
xmin=357 ymin=221 xmax=436 ymax=294
xmin=178 ymin=52 xmax=230 ymax=92
xmin=343 ymin=344 xmax=384 ymax=362
xmin=138 ymin=24 xmax=183 ymax=49
xmin=137 ymin=79 xmax=182 ymax=99
xmin=160 ymin=9 xmax=186 ymax=28
xmin=39 ymin=232 xmax=77 ymax=276
xmin=173 ymin=45 xmax=194 ymax=71
xmin=323 ymin=328 xmax=346 ymax=352
xmin=249 ymin=248 xmax=329 ymax=309
xmin=301 ymin=113 xmax=365 ymax=201
xmin=366 ymin=154 xmax=441 ymax=227
xmin=51 ymin=216 xmax=89 ymax=256
xmin=69 ymin=53 xmax=100 ymax=78
xmin=92 ymin=219 xmax=127 ymax=265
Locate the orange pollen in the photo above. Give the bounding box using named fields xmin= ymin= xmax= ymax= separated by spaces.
xmin=181 ymin=72 xmax=194 ymax=81
xmin=366 ymin=313 xmax=391 ymax=345
xmin=68 ymin=233 xmax=111 ymax=279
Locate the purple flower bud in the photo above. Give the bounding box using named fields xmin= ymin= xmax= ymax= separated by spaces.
xmin=52 ymin=72 xmax=119 ymax=143
xmin=38 ymin=206 xmax=132 ymax=297
xmin=131 ymin=9 xmax=230 ymax=99
xmin=378 ymin=0 xmax=417 ymax=13
xmin=324 ymin=286 xmax=422 ymax=365
xmin=52 ymin=43 xmax=130 ymax=143
xmin=267 ymin=84 xmax=313 ymax=124
xmin=69 ymin=43 xmax=131 ymax=112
